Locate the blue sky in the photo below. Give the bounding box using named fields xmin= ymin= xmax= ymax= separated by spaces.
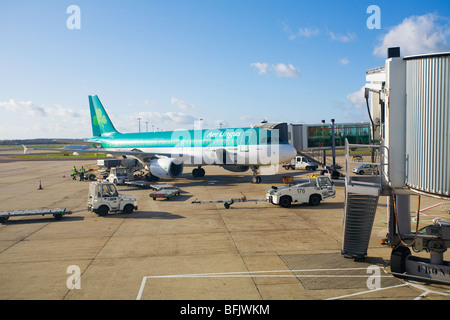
xmin=1 ymin=0 xmax=449 ymax=139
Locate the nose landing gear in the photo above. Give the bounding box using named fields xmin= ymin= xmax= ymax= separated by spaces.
xmin=251 ymin=166 xmax=261 ymax=184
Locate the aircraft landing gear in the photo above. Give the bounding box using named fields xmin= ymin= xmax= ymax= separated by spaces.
xmin=251 ymin=166 xmax=261 ymax=184
xmin=145 ymin=173 xmax=160 ymax=182
xmin=192 ymin=166 xmax=205 ymax=178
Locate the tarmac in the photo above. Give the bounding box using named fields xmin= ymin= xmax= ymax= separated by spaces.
xmin=0 ymin=148 xmax=450 ymax=301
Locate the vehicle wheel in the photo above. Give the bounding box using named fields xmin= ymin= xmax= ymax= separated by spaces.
xmin=252 ymin=176 xmax=261 ymax=184
xmin=358 ymin=170 xmax=364 ymax=175
xmin=97 ymin=205 xmax=109 ymax=216
xmin=279 ymin=196 xmax=291 ymax=208
xmin=192 ymin=168 xmax=199 ymax=177
xmin=123 ymin=204 xmax=134 ymax=214
xmin=309 ymin=194 xmax=321 ymax=206
xmin=89 ymin=174 xmax=96 ymax=181
xmin=224 ymin=202 xmax=230 ymax=209
xmin=390 ymin=246 xmax=411 ymax=275
xmin=113 ymin=179 xmax=118 ymax=185
xmin=284 ymin=166 xmax=289 ymax=170
xmin=198 ymin=168 xmax=205 ymax=177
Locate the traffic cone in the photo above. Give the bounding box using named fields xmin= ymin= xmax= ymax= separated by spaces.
xmin=38 ymin=180 xmax=43 ymax=190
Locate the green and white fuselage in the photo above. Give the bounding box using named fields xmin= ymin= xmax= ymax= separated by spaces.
xmin=88 ymin=128 xmax=294 ymax=166
xmin=85 ymin=95 xmax=296 ymax=182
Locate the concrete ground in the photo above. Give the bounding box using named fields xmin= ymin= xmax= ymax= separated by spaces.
xmin=0 ymin=149 xmax=449 ymax=301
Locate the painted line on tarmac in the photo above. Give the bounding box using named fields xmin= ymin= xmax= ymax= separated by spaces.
xmin=136 ymin=267 xmax=393 ymax=300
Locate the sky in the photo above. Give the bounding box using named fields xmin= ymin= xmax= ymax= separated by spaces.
xmin=1 ymin=0 xmax=449 ymax=139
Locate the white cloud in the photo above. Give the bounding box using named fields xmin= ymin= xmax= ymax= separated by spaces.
xmin=272 ymin=63 xmax=300 ymax=78
xmin=250 ymin=62 xmax=269 ymax=74
xmin=332 ymin=87 xmax=369 ymax=122
xmin=329 ymin=31 xmax=356 ymax=43
xmin=135 ymin=111 xmax=196 ymax=126
xmin=339 ymin=58 xmax=350 ymax=65
xmin=0 ymin=99 xmax=88 ymax=139
xmin=373 ymin=13 xmax=450 ymax=57
xmin=346 ymin=86 xmax=366 ymax=110
xmin=144 ymin=100 xmax=155 ymax=107
xmin=0 ymin=98 xmax=47 ymax=116
xmin=282 ymin=22 xmax=320 ymax=40
xmin=289 ymin=27 xmax=320 ymax=40
xmin=251 ymin=62 xmax=300 ymax=78
xmin=46 ymin=104 xmax=81 ymax=118
xmin=295 ymin=27 xmax=320 ymax=38
xmin=170 ymin=97 xmax=194 ymax=110
xmin=0 ymin=99 xmax=81 ymax=119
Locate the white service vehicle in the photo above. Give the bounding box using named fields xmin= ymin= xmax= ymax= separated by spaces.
xmin=266 ymin=175 xmax=336 ymax=208
xmin=106 ymin=167 xmax=134 ymax=185
xmin=282 ymin=156 xmax=318 ymax=171
xmin=87 ymin=181 xmax=138 ymax=216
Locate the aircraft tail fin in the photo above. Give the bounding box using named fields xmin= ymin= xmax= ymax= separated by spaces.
xmin=89 ymin=95 xmax=119 ymax=136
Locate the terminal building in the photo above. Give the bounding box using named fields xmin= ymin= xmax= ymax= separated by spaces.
xmin=255 ymin=121 xmax=372 ymax=165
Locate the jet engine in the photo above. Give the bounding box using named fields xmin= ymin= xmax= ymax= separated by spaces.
xmin=221 ymin=165 xmax=249 ymax=172
xmin=147 ymin=158 xmax=183 ymax=179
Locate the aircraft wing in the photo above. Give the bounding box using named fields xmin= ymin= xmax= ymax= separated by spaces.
xmin=52 ymin=139 xmax=100 ymax=146
xmin=22 ymin=145 xmax=173 ymax=162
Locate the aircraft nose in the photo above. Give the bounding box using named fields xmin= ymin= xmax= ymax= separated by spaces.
xmin=281 ymin=143 xmax=297 ymax=162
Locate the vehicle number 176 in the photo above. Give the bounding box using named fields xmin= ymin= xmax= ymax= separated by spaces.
xmin=297 ymin=188 xmax=306 ymax=194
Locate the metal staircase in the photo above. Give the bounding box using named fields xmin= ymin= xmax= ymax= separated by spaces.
xmin=341 ymin=140 xmax=388 ymax=260
xmin=342 ymin=193 xmax=379 ymax=259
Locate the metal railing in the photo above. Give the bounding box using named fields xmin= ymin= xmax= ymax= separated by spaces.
xmin=344 ymin=139 xmax=389 ymax=194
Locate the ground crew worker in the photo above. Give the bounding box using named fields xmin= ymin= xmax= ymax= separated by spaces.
xmin=72 ymin=166 xmax=77 ymax=180
xmin=80 ymin=166 xmax=85 ymax=181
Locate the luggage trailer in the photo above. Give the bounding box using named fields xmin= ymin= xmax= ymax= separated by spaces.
xmin=0 ymin=208 xmax=71 ymax=223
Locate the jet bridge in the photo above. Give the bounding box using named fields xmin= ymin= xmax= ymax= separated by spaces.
xmin=342 ymin=47 xmax=450 ymax=284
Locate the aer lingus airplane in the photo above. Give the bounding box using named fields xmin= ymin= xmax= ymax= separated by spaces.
xmin=32 ymin=95 xmax=297 ymax=183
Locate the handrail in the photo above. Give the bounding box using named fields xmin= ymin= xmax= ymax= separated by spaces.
xmin=344 ymin=138 xmax=389 ymax=189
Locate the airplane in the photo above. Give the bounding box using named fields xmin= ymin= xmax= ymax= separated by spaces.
xmin=30 ymin=95 xmax=297 ymax=183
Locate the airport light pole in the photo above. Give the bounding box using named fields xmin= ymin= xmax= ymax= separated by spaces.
xmin=331 ymin=118 xmax=336 ymax=168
